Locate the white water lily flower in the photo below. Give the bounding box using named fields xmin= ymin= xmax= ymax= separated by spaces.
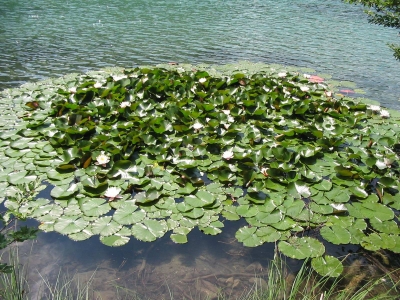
xmin=69 ymin=87 xmax=77 ymax=93
xmin=96 ymin=151 xmax=110 ymax=165
xmin=222 ymin=149 xmax=234 ymax=160
xmin=300 ymin=86 xmax=309 ymax=92
xmin=192 ymin=122 xmax=203 ymax=130
xmin=104 ymin=187 xmax=121 ymax=200
xmin=222 ymin=110 xmax=230 ymax=115
xmin=380 ymin=110 xmax=390 ymax=118
xmin=278 ymin=72 xmax=287 ymax=78
xmin=199 ymin=78 xmax=207 ymax=84
xmin=112 ymin=74 xmax=127 ymax=81
xmin=330 ymin=203 xmax=347 ymax=212
xmin=384 ymin=157 xmax=395 ymax=167
xmin=303 ymin=74 xmax=311 ymax=79
xmin=325 ymin=91 xmax=332 ymax=97
xmin=369 ymin=105 xmax=381 ymax=111
xmin=375 ymin=160 xmax=387 ymax=170
xmin=94 ymin=82 xmax=103 ymax=88
xmin=120 ymin=101 xmax=130 ymax=108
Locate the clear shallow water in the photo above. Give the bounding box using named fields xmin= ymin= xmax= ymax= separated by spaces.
xmin=0 ymin=0 xmax=399 ymax=108
xmin=1 ymin=0 xmax=400 ymax=298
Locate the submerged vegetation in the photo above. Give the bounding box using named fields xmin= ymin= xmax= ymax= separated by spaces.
xmin=0 ymin=62 xmax=399 ymax=277
xmin=1 ymin=244 xmax=399 ymax=299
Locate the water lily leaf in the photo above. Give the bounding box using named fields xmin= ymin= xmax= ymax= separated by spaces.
xmin=199 ymin=221 xmax=223 ymax=235
xmin=113 ymin=206 xmax=145 ymax=226
xmin=361 ymin=233 xmax=384 ymax=251
xmin=10 ymin=138 xmax=33 ymax=150
xmin=46 ymin=169 xmax=74 ymax=181
xmin=256 ymin=210 xmax=283 ymax=224
xmin=349 ymin=186 xmax=368 ymax=199
xmin=80 ymin=198 xmax=111 ymax=217
xmin=370 ymin=218 xmax=399 ymax=234
xmin=236 ymin=205 xmax=259 ymax=218
xmin=222 ymin=206 xmax=240 ymax=221
xmin=311 ymin=256 xmax=343 ymax=277
xmin=100 ymin=234 xmax=130 ymax=247
xmin=185 ymin=190 xmax=215 ymax=207
xmin=334 ymin=166 xmax=355 ymax=177
xmin=177 ymin=183 xmax=197 ymax=195
xmin=256 ymin=226 xmax=281 ymax=242
xmin=361 ymin=202 xmax=394 ymax=221
xmin=183 ymin=207 xmax=204 ymax=219
xmin=7 ymin=171 xmax=37 ymax=185
xmin=288 ymin=181 xmax=311 ymax=198
xmin=313 ymin=180 xmax=332 ymax=191
xmin=54 ymin=216 xmax=89 ymax=235
xmin=50 ymin=183 xmax=79 ymax=199
xmin=131 ymin=219 xmax=168 ymax=242
xmin=68 ymin=229 xmax=93 ymax=241
xmin=324 ymin=188 xmax=350 ymax=203
xmin=170 ymin=233 xmax=188 ymax=244
xmin=278 ymin=237 xmax=325 ymax=259
xmin=320 ymin=226 xmax=351 ymax=245
xmin=235 ymin=226 xmax=264 ymax=247
xmin=378 ymin=177 xmax=398 ymax=189
xmin=91 ymin=216 xmax=122 ymax=236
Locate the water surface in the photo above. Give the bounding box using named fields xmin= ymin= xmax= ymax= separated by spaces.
xmin=1 ymin=0 xmax=400 ymax=298
xmin=1 ymin=0 xmax=399 ymax=108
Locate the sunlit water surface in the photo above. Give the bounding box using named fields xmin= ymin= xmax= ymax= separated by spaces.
xmin=1 ymin=0 xmax=399 ymax=298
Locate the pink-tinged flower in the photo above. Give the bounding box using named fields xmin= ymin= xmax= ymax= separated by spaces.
xmin=222 ymin=150 xmax=234 ymax=160
xmin=120 ymin=101 xmax=130 ymax=108
xmin=380 ymin=110 xmax=390 ymax=118
xmin=199 ymin=78 xmax=207 ymax=84
xmin=104 ymin=187 xmax=122 ymax=201
xmin=260 ymin=167 xmax=269 ymax=177
xmin=96 ymin=151 xmax=110 ymax=166
xmin=309 ymin=75 xmax=324 ymax=83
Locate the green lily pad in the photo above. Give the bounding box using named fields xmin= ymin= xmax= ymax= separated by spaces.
xmin=311 ymin=255 xmax=343 ymax=277
xmin=278 ymin=237 xmax=325 ymax=259
xmin=131 ymin=220 xmax=168 ymax=242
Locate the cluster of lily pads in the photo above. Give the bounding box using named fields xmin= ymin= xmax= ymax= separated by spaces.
xmin=0 ymin=63 xmax=399 ymax=277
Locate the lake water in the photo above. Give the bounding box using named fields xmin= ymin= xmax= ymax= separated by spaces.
xmin=1 ymin=0 xmax=399 ymax=108
xmin=1 ymin=0 xmax=400 ymax=298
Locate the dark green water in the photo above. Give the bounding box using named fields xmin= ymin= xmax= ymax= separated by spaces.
xmin=0 ymin=0 xmax=399 ymax=108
